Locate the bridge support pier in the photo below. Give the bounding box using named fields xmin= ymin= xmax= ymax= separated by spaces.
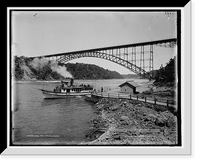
xmin=150 ymin=45 xmax=154 ymax=77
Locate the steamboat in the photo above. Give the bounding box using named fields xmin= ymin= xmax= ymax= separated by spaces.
xmin=40 ymin=78 xmax=93 ymax=99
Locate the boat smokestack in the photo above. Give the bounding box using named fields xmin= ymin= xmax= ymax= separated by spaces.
xmin=70 ymin=78 xmax=74 ymax=86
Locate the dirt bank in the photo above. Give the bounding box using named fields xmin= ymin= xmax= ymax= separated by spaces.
xmin=86 ymin=98 xmax=178 ymax=145
xmin=138 ymin=81 xmax=176 ymax=104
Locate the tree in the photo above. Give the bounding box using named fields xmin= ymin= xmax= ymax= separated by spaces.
xmin=13 ymin=56 xmax=123 ymax=80
xmin=14 ymin=56 xmax=24 ymax=80
xmin=154 ymin=57 xmax=176 ymax=85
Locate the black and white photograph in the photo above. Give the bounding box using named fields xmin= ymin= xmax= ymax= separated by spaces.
xmin=10 ymin=9 xmax=180 ymax=146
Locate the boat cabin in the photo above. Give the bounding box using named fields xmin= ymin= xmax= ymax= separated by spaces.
xmin=53 ymin=78 xmax=93 ymax=93
xmin=61 ymin=78 xmax=74 ymax=87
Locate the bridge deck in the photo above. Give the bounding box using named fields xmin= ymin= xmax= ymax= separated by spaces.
xmin=34 ymin=38 xmax=177 ymax=58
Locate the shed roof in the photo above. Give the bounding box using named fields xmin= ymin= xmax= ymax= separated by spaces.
xmin=119 ymin=81 xmax=139 ymax=88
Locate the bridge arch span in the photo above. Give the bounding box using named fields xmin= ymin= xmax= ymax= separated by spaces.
xmin=52 ymin=51 xmax=152 ymax=79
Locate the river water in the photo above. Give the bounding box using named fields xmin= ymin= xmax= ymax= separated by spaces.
xmin=12 ymin=78 xmax=148 ymax=145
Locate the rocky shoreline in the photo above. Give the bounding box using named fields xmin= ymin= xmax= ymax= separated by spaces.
xmin=85 ymin=96 xmax=177 ymax=145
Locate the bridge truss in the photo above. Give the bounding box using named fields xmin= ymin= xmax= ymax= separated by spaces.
xmin=35 ymin=38 xmax=177 ymax=79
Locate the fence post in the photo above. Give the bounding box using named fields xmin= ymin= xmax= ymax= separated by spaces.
xmin=137 ymin=95 xmax=138 ymax=101
xmin=167 ymin=100 xmax=169 ymax=107
xmin=108 ymin=93 xmax=109 ymax=98
xmin=130 ymin=95 xmax=131 ymax=100
xmin=154 ymin=98 xmax=156 ymax=105
xmin=145 ymin=97 xmax=146 ymax=103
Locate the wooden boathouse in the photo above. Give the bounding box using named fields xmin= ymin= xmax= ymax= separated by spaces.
xmin=119 ymin=81 xmax=139 ymax=94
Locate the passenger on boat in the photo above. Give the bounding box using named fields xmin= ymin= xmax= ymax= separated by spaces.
xmin=54 ymin=86 xmax=61 ymax=93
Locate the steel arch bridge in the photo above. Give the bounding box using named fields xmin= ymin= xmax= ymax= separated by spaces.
xmin=33 ymin=38 xmax=177 ymax=79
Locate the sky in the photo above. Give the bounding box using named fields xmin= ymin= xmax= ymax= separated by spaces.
xmin=12 ymin=10 xmax=177 ymax=74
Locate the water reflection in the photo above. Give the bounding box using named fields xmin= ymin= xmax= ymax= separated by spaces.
xmin=41 ymin=98 xmax=72 ymax=107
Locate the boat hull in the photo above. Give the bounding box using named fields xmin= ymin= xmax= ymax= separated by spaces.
xmin=40 ymin=89 xmax=91 ymax=99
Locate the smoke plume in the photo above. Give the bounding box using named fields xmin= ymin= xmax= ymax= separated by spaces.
xmin=50 ymin=60 xmax=73 ymax=78
xmin=29 ymin=58 xmax=73 ymax=78
xmin=29 ymin=58 xmax=49 ymax=70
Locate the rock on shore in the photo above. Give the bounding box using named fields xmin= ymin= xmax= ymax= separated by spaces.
xmin=86 ymin=98 xmax=177 ymax=145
